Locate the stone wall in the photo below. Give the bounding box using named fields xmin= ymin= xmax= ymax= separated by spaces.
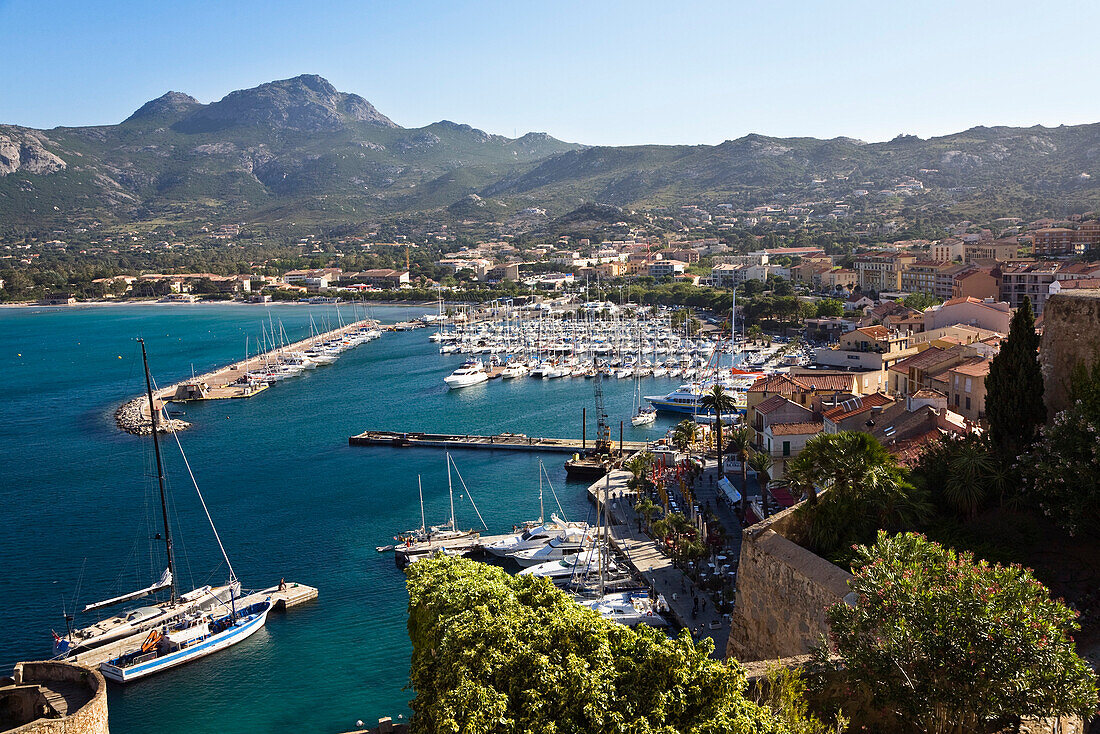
xmin=726 ymin=504 xmax=853 ymax=661
xmin=1040 ymin=290 xmax=1100 ymax=417
xmin=7 ymin=662 xmax=108 ymax=734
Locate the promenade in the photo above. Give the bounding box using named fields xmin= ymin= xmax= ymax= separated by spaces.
xmin=589 ymin=466 xmax=744 ymax=659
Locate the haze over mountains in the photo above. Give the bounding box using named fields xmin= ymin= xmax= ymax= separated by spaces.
xmin=1 ymin=74 xmax=1098 ymax=235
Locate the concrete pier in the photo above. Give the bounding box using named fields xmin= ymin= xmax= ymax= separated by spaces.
xmin=349 ymin=430 xmax=649 ymax=454
xmin=116 ymin=319 xmax=376 ymax=434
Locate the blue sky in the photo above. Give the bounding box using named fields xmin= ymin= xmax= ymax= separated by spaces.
xmin=2 ymin=0 xmax=1098 ymax=146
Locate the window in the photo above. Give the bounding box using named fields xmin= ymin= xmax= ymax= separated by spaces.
xmin=964 ymin=377 xmax=972 ymax=393
xmin=954 ymin=393 xmax=960 ymax=407
xmin=965 ymin=396 xmax=971 ymax=411
xmin=783 ymin=441 xmax=791 ymax=457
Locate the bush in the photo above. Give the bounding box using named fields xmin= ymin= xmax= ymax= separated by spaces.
xmin=826 ymin=531 xmax=1098 ymax=734
xmin=407 ymin=555 xmax=810 ymax=733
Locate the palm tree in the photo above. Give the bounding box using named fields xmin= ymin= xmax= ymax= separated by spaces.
xmin=623 ymin=451 xmax=655 ymax=494
xmin=700 ymin=385 xmax=737 ymax=478
xmin=786 ymin=431 xmax=930 ymax=558
xmin=633 ymin=496 xmax=660 ymax=533
xmin=726 ymin=425 xmax=752 ymax=505
xmin=748 ymin=451 xmax=773 ymax=518
xmin=671 ymin=419 xmax=697 ymax=455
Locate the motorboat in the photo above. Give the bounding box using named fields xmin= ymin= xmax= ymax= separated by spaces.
xmin=443 ymin=359 xmax=489 ymax=389
xmin=511 ymin=528 xmax=594 ymax=568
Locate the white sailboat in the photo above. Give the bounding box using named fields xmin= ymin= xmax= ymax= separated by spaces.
xmin=79 ymin=340 xmax=269 ymax=682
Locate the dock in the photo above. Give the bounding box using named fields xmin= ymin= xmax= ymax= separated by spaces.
xmin=392 ymin=533 xmax=515 ymax=568
xmin=66 ymin=582 xmax=318 ymax=668
xmin=349 ymin=430 xmax=650 ymax=454
xmin=154 ymin=319 xmax=375 ymax=403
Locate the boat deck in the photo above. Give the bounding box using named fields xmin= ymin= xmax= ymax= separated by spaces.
xmin=67 ymin=581 xmax=317 ymax=668
xmin=392 ymin=533 xmax=516 ymax=568
xmin=349 ymin=430 xmax=650 ymax=454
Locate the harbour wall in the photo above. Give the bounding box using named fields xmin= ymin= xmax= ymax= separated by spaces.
xmin=3 ymin=662 xmax=108 ymax=734
xmin=1040 ymin=290 xmax=1100 ymax=417
xmin=725 ymin=503 xmax=852 ymax=661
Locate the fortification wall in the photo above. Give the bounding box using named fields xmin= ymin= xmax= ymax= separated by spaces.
xmin=6 ymin=662 xmax=108 ymax=734
xmin=1040 ymin=291 xmax=1100 ymax=416
xmin=726 ymin=505 xmax=852 ymax=661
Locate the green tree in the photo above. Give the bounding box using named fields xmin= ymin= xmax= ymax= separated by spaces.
xmin=902 ymin=292 xmax=941 ymax=311
xmin=748 ymin=451 xmax=774 ymax=519
xmin=827 ymin=531 xmax=1098 ymax=734
xmin=815 ymin=299 xmax=844 ymax=318
xmin=406 ymin=556 xmax=803 ymax=733
xmin=1019 ymin=358 xmax=1100 ymax=535
xmin=700 ymin=385 xmax=737 ymax=479
xmin=671 ymin=419 xmax=697 ymax=454
xmin=725 ymin=425 xmax=752 ymax=503
xmin=985 ymin=297 xmax=1045 ymax=459
xmin=910 ymin=434 xmax=1007 ymax=519
xmin=788 ymin=432 xmax=930 ymax=563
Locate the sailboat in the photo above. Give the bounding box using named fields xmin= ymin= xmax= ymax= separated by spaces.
xmin=630 ymin=325 xmax=657 ymax=427
xmin=74 ymin=340 xmax=269 ymax=682
xmin=393 ymin=454 xmax=489 ymax=568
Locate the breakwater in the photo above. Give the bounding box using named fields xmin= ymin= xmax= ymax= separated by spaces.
xmin=115 ymin=318 xmax=376 ymax=435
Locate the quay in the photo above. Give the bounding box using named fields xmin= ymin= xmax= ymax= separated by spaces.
xmin=392 ymin=533 xmax=516 ymax=569
xmin=349 ymin=430 xmax=649 ymax=454
xmin=116 ymin=318 xmax=376 ymax=434
xmin=586 ymin=471 xmax=734 ymax=658
xmin=66 ymin=582 xmax=318 ymax=668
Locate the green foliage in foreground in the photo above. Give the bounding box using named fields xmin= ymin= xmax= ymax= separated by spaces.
xmin=827 ymin=532 xmax=1098 ymax=734
xmin=406 ymin=556 xmax=816 ymax=734
xmin=1020 ymin=358 xmax=1100 ymax=535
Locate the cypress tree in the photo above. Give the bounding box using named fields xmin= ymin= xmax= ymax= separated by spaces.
xmin=985 ymin=296 xmax=1046 ymax=459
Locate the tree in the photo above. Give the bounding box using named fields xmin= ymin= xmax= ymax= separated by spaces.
xmin=1019 ymin=358 xmax=1100 ymax=535
xmin=725 ymin=425 xmax=752 ymax=503
xmin=787 ymin=432 xmax=930 ymax=563
xmin=827 ymin=531 xmax=1098 ymax=734
xmin=406 ymin=556 xmax=804 ymax=733
xmin=902 ymin=292 xmax=940 ymax=311
xmin=985 ymin=297 xmax=1045 ymax=460
xmin=623 ymin=451 xmax=655 ymax=493
xmin=748 ymin=451 xmax=773 ymax=519
xmin=815 ymin=299 xmax=844 ymax=318
xmin=670 ymin=419 xmax=697 ymax=454
xmin=910 ymin=434 xmax=1007 ymax=519
xmin=700 ymin=385 xmax=737 ymax=479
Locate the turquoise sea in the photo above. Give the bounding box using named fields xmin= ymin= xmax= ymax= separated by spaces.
xmin=0 ymin=303 xmax=690 ymax=733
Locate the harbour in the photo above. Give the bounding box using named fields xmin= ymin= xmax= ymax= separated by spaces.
xmin=349 ymin=429 xmax=650 ymax=454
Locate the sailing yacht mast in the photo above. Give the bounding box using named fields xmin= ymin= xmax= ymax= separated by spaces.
xmin=418 ymin=475 xmax=426 ymax=535
xmin=138 ymin=338 xmax=178 ymax=602
xmin=446 ymin=452 xmax=456 ymax=530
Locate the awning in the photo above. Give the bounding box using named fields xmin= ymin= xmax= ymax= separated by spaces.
xmin=718 ymin=476 xmax=742 ymax=504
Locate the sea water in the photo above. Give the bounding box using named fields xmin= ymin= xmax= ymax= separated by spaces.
xmin=0 ymin=303 xmax=689 ymax=733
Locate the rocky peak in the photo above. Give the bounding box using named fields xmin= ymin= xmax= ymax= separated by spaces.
xmin=174 ymin=74 xmax=397 ymax=134
xmin=124 ymin=91 xmax=203 ymax=123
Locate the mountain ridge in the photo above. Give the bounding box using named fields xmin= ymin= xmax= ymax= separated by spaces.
xmin=1 ymin=74 xmax=1098 ymax=235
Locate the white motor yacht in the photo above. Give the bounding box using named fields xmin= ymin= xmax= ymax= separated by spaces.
xmin=512 ymin=528 xmax=593 ymax=567
xmin=484 ymin=516 xmax=580 ymax=557
xmin=443 ymin=359 xmax=489 ymax=389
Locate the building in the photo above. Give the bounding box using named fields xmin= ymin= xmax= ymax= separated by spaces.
xmin=951 ymin=267 xmax=999 ymax=300
xmin=946 ymin=360 xmax=990 ymax=422
xmin=759 ymin=421 xmax=824 ymax=480
xmin=814 ymin=325 xmax=916 ymax=372
xmin=284 ymin=268 xmax=342 ymax=289
xmin=1029 ymin=225 xmax=1100 ymax=256
xmin=485 ymin=263 xmax=521 ymax=282
xmin=901 ymin=261 xmax=960 ymax=299
xmin=821 ymin=392 xmax=896 ymax=434
xmin=922 ymin=296 xmax=1011 ymax=333
xmin=853 ymin=252 xmax=916 ymax=292
xmin=964 ymin=240 xmax=1019 ymax=263
xmin=820 ymin=268 xmax=858 ymax=292
xmin=353 ymin=269 xmax=410 ymax=289
xmin=931 ymin=239 xmax=965 ymax=263
xmin=999 ymin=261 xmax=1061 ymax=315
xmin=648 ymin=259 xmax=686 ymax=278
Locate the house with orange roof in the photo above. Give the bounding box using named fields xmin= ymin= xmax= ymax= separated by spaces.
xmin=946 ymin=359 xmax=991 ymax=423
xmin=821 ymin=393 xmax=897 ymax=434
xmin=922 ymin=296 xmax=1011 ymax=333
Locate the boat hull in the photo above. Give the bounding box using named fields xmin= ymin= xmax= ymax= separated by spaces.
xmin=99 ymin=601 xmax=271 ymax=683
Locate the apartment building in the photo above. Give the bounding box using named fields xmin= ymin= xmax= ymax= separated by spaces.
xmin=854 ymin=252 xmax=916 ymax=292
xmin=952 ymin=267 xmax=999 ymax=300
xmin=999 ymin=261 xmax=1062 ymax=314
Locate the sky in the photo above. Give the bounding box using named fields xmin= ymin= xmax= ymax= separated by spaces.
xmin=2 ymin=0 xmax=1099 ymax=147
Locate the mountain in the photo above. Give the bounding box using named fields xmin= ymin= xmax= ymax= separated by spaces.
xmin=1 ymin=74 xmax=1098 ymax=237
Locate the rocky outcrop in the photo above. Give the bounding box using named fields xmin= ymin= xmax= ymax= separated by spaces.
xmin=1040 ymin=290 xmax=1100 ymax=416
xmin=123 ymin=91 xmax=203 ymax=123
xmin=115 ymin=397 xmax=190 ymax=436
xmin=0 ymin=130 xmax=66 ymax=176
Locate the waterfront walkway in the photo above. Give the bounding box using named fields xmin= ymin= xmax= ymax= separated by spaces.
xmin=589 ymin=469 xmax=742 ymax=659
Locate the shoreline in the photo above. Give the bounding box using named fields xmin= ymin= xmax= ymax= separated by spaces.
xmin=0 ymin=298 xmax=439 ymax=309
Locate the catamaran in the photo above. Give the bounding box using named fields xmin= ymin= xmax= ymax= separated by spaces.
xmin=59 ymin=340 xmax=270 ymax=682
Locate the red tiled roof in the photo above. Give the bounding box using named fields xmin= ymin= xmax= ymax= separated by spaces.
xmin=755 ymin=394 xmax=793 ymax=415
xmin=950 ymin=359 xmax=991 ymax=377
xmin=769 ymin=421 xmax=823 ymax=436
xmin=857 ymin=325 xmax=890 ymax=339
xmin=822 ymin=393 xmax=894 ymax=422
xmin=889 ymin=346 xmax=945 ymax=373
xmin=795 ymin=373 xmax=858 ymax=391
